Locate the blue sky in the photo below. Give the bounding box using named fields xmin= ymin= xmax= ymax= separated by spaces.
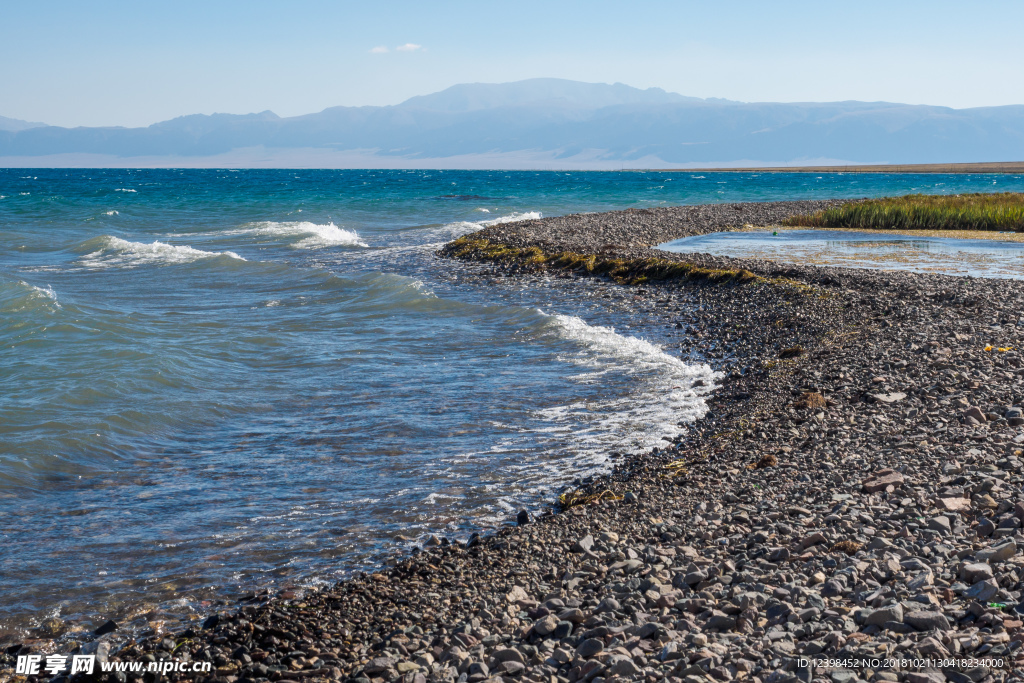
xmin=3 ymin=0 xmax=1023 ymax=128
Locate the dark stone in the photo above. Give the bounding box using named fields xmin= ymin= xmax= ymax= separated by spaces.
xmin=94 ymin=620 xmax=118 ymax=636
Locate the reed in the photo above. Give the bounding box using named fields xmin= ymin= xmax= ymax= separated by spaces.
xmin=784 ymin=193 xmax=1024 ymax=232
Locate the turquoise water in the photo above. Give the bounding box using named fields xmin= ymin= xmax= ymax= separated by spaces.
xmin=2 ymin=169 xmax=1023 ymax=637
xmin=659 ymin=229 xmax=1024 ymax=279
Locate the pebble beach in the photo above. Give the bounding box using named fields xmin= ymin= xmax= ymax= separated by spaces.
xmin=6 ymin=200 xmax=1024 ymax=683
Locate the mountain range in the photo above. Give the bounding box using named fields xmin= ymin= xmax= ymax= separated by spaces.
xmin=2 ymin=78 xmax=1023 ymax=169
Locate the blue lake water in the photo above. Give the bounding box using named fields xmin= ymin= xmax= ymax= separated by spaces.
xmin=2 ymin=169 xmax=1023 ymax=638
xmin=659 ymin=229 xmax=1024 ymax=279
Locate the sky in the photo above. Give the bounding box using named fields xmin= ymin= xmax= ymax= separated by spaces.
xmin=2 ymin=0 xmax=1023 ymax=128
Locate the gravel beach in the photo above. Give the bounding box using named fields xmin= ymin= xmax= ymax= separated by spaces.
xmin=6 ymin=201 xmax=1024 ymax=683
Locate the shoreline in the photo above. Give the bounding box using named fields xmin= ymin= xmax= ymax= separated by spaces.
xmin=647 ymin=162 xmax=1024 ymax=175
xmin=6 ymin=200 xmax=1024 ymax=683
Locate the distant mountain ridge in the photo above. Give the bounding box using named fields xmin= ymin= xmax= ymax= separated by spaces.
xmin=2 ymin=78 xmax=1023 ymax=168
xmin=0 ymin=115 xmax=47 ymax=132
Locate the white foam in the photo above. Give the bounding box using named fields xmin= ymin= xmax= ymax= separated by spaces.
xmin=114 ymin=188 xmax=137 ymax=193
xmin=237 ymin=221 xmax=367 ymax=249
xmin=30 ymin=284 xmax=60 ymax=308
xmin=481 ymin=211 xmax=542 ymax=226
xmin=539 ymin=312 xmax=720 ymax=452
xmin=105 ymin=210 xmax=119 ymax=216
xmin=79 ymin=236 xmax=246 ymax=269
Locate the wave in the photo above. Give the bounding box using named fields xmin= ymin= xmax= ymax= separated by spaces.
xmin=539 ymin=312 xmax=719 ymax=450
xmin=78 ymin=236 xmax=245 ymax=269
xmin=114 ymin=188 xmax=137 ymax=193
xmin=480 ymin=211 xmax=541 ymax=226
xmin=0 ymin=279 xmax=61 ymax=314
xmin=235 ymin=221 xmax=367 ymax=249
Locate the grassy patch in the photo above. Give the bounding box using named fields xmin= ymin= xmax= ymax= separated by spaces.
xmin=784 ymin=193 xmax=1024 ymax=232
xmin=440 ymin=236 xmax=758 ymax=285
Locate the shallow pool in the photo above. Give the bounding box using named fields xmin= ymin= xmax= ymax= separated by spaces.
xmin=658 ymin=229 xmax=1024 ymax=279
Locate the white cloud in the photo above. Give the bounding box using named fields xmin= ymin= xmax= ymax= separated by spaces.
xmin=395 ymin=43 xmax=422 ymax=52
xmin=370 ymin=46 xmax=389 ymax=54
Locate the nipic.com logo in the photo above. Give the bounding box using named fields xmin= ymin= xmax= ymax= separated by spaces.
xmin=14 ymin=654 xmax=212 ymax=676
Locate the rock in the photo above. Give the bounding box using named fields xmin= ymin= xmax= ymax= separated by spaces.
xmin=977 ymin=539 xmax=1016 ymax=562
xmin=793 ymin=392 xmax=826 ymax=409
xmin=532 ymin=614 xmax=559 ymax=636
xmin=607 ymin=657 xmax=642 ymax=677
xmin=905 ymin=610 xmax=950 ymax=634
xmin=94 ymin=620 xmax=118 ymax=636
xmin=38 ymin=618 xmax=67 ymax=638
xmin=498 ymin=661 xmax=525 ymax=675
xmin=961 ymin=562 xmax=994 ymax=583
xmin=364 ymin=657 xmax=397 ymax=675
xmin=865 ymin=604 xmax=903 ymax=627
xmin=964 ymin=406 xmax=987 ymax=422
xmin=964 ymin=579 xmax=999 ymax=602
xmin=576 ymin=638 xmax=604 ymax=658
xmin=683 ymin=570 xmax=707 ymax=586
xmin=936 ymin=497 xmax=971 ymax=511
xmin=571 ymin=534 xmax=594 ymax=553
xmin=705 ymin=614 xmax=737 ymax=630
xmin=862 ymin=468 xmax=904 ymax=493
xmin=821 ymin=580 xmax=846 ymax=597
xmin=506 ymin=585 xmax=530 ymax=603
xmin=907 ymin=673 xmax=946 ymax=683
xmin=516 ymin=510 xmax=531 ymax=526
xmin=801 ymin=532 xmax=828 ymax=549
xmin=493 ymin=649 xmax=525 ymax=665
xmin=871 ymin=392 xmax=906 ymax=403
xmin=926 ymin=516 xmax=951 ymax=534
xmin=558 ymin=608 xmax=587 ymax=623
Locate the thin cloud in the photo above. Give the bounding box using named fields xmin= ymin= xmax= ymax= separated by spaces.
xmin=369 ymin=46 xmax=389 ymax=54
xmin=395 ymin=43 xmax=422 ymax=52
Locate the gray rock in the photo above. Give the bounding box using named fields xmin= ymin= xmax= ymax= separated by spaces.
xmin=961 ymin=562 xmax=994 ymax=583
xmin=572 ymin=534 xmax=594 ymax=553
xmin=364 ymin=657 xmax=397 ymax=675
xmin=492 ymin=649 xmax=525 ymax=665
xmin=705 ymin=614 xmax=737 ymax=630
xmin=576 ymin=638 xmax=604 ymax=658
xmin=926 ymin=516 xmax=951 ymax=534
xmin=607 ymin=657 xmax=641 ymax=677
xmin=904 ymin=610 xmax=951 ymax=631
xmin=977 ymin=539 xmax=1016 ymax=562
xmin=964 ymin=578 xmax=999 ymax=601
xmin=865 ymin=604 xmax=903 ymax=627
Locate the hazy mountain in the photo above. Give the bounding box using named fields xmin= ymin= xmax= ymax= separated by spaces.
xmin=0 ymin=115 xmax=47 ymax=132
xmin=398 ymin=78 xmax=704 ymax=112
xmin=2 ymin=79 xmax=1022 ymax=168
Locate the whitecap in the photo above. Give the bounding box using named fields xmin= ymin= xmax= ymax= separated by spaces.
xmin=114 ymin=188 xmax=137 ymax=193
xmin=105 ymin=210 xmax=119 ymax=216
xmin=78 ymin=236 xmax=245 ymax=269
xmin=30 ymin=284 xmax=60 ymax=308
xmin=480 ymin=211 xmax=542 ymax=226
xmin=537 ymin=312 xmax=720 ymax=451
xmin=236 ymin=221 xmax=367 ymax=249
